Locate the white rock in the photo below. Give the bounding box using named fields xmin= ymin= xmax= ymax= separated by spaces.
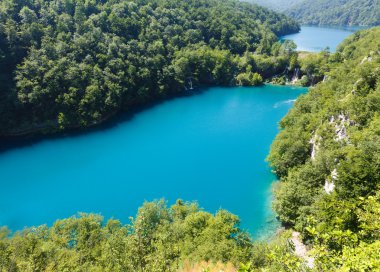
xmin=324 ymin=169 xmax=338 ymax=194
xmin=324 ymin=181 xmax=335 ymax=194
xmin=331 ymin=113 xmax=353 ymax=142
xmin=309 ymin=134 xmax=321 ymax=161
xmin=331 ymin=168 xmax=338 ymax=180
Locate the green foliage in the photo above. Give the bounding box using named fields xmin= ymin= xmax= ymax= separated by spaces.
xmin=304 ymin=197 xmax=380 ymax=270
xmin=238 ymin=230 xmax=308 ymax=271
xmin=1 ymin=1 xmax=379 ymax=270
xmin=248 ymin=0 xmax=379 ymax=26
xmin=0 ymin=200 xmax=254 ymax=272
xmin=286 ymin=0 xmax=380 ymax=26
xmin=272 ymin=164 xmax=325 ymax=226
xmin=0 ymin=200 xmax=312 ymax=271
xmin=271 ymin=76 xmax=286 ymax=85
xmin=269 ymin=27 xmax=380 ymax=270
xmin=0 ymin=0 xmax=299 ymax=135
xmin=298 ymin=75 xmax=309 ymax=87
xmin=236 ymin=72 xmax=263 ymax=86
xmin=299 ymin=50 xmax=331 ymax=84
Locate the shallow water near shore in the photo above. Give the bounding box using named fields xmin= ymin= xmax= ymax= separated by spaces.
xmin=0 ymin=85 xmax=306 ymax=238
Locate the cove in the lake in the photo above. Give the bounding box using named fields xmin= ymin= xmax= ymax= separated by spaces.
xmin=281 ymin=25 xmax=366 ymax=52
xmin=0 ymin=85 xmax=306 ymax=238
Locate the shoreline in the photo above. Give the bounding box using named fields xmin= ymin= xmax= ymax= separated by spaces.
xmin=0 ymin=83 xmax=307 ymax=142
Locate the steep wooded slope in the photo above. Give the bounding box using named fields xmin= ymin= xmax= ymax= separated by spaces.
xmin=0 ymin=0 xmax=299 ymax=136
xmin=286 ymin=0 xmax=380 ymax=26
xmin=269 ymin=26 xmax=380 ymax=270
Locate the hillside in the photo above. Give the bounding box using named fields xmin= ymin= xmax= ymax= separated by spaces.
xmin=243 ymin=0 xmax=304 ymax=11
xmin=286 ymin=0 xmax=380 ymax=26
xmin=0 ymin=0 xmax=299 ymax=136
xmin=0 ymin=27 xmax=379 ymax=271
xmin=269 ymin=26 xmax=380 ymax=269
xmin=246 ymin=0 xmax=380 ymax=27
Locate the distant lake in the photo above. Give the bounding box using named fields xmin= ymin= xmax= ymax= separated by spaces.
xmin=0 ymin=85 xmax=306 ymax=238
xmin=281 ymin=25 xmax=366 ymax=52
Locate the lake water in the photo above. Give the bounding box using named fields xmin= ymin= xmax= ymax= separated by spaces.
xmin=281 ymin=25 xmax=364 ymax=52
xmin=0 ymin=85 xmax=306 ymax=238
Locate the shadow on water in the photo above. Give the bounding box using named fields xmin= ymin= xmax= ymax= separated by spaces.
xmin=0 ymin=88 xmax=210 ymax=154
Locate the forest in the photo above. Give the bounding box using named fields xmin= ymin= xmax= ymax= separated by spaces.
xmin=247 ymin=0 xmax=380 ymax=26
xmin=1 ymin=0 xmax=380 ymax=271
xmin=269 ymin=26 xmax=380 ymax=270
xmin=285 ymin=0 xmax=380 ymax=26
xmin=0 ymin=0 xmax=299 ymax=136
xmin=0 ymin=26 xmax=379 ymax=271
xmin=0 ymin=200 xmax=307 ymax=271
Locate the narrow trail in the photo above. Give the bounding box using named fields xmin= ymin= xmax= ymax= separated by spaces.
xmin=291 ymin=231 xmax=315 ymax=269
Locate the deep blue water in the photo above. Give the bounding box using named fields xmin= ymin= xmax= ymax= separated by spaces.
xmin=281 ymin=25 xmax=366 ymax=52
xmin=0 ymin=85 xmax=306 ymax=238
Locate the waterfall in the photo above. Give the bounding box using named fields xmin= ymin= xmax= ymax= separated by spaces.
xmin=292 ymin=68 xmax=300 ymax=83
xmin=186 ymin=77 xmax=194 ymax=90
xmin=189 ymin=78 xmax=193 ymax=90
xmin=323 ymin=75 xmax=327 ymax=82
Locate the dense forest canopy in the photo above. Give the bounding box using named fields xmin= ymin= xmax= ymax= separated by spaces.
xmin=1 ymin=27 xmax=379 ymax=271
xmin=246 ymin=0 xmax=380 ymax=27
xmin=269 ymin=26 xmax=380 ymax=270
xmin=1 ymin=0 xmax=380 ymax=270
xmin=0 ymin=0 xmax=299 ymax=136
xmin=286 ymin=0 xmax=380 ymax=26
xmin=0 ymin=200 xmax=307 ymax=271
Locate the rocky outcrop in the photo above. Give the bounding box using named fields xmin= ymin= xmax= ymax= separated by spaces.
xmin=360 ymin=56 xmax=373 ymax=64
xmin=329 ymin=113 xmax=354 ymax=142
xmin=309 ymin=114 xmax=352 ymax=194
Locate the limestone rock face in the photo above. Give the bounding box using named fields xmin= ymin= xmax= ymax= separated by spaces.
xmin=324 ymin=168 xmax=338 ymax=194
xmin=330 ymin=113 xmax=354 ymax=142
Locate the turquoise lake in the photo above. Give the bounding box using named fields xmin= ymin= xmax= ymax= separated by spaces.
xmin=0 ymin=85 xmax=306 ymax=238
xmin=281 ymin=25 xmax=365 ymax=52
